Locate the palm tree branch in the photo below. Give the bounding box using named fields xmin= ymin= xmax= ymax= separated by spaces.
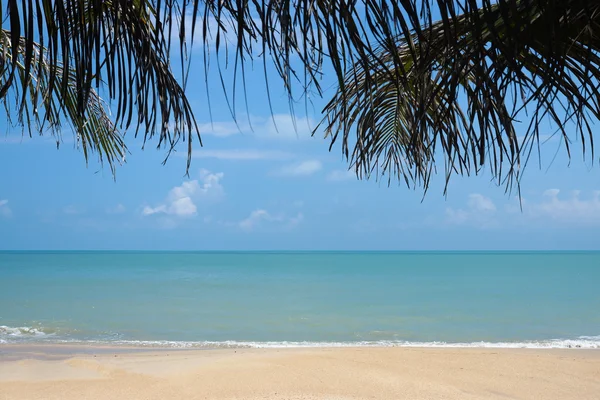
xmin=0 ymin=29 xmax=126 ymax=173
xmin=320 ymin=0 xmax=600 ymax=192
xmin=1 ymin=0 xmax=599 ymax=192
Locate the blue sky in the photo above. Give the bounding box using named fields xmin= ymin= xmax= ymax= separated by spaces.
xmin=1 ymin=27 xmax=599 ymax=250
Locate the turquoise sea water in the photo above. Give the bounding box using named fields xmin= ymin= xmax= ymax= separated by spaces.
xmin=1 ymin=251 xmax=599 ymax=348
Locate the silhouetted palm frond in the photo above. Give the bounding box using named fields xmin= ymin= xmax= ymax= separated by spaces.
xmin=1 ymin=1 xmax=599 ymax=191
xmin=1 ymin=0 xmax=198 ymax=171
xmin=0 ymin=29 xmax=126 ymax=171
xmin=320 ymin=0 xmax=600 ymax=193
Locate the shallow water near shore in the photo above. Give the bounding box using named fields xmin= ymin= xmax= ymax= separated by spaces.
xmin=1 ymin=251 xmax=599 ymax=348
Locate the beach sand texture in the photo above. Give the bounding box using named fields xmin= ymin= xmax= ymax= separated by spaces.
xmin=1 ymin=347 xmax=599 ymax=400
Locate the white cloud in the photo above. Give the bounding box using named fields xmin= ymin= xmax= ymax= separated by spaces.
xmin=0 ymin=199 xmax=12 ymax=218
xmin=197 ymin=169 xmax=225 ymax=196
xmin=142 ymin=186 xmax=198 ymax=217
xmin=467 ymin=193 xmax=497 ymax=212
xmin=260 ymin=114 xmax=315 ymax=140
xmin=239 ymin=209 xmax=304 ymax=231
xmin=106 ymin=204 xmax=126 ymax=214
xmin=192 ymin=149 xmax=293 ymax=161
xmin=199 ymin=114 xmax=315 ymax=141
xmin=326 ymin=169 xmax=355 ymax=182
xmin=142 ymin=205 xmax=168 ymax=216
xmin=543 ymin=188 xmax=561 ymax=198
xmin=239 ymin=209 xmax=270 ymax=230
xmin=520 ymin=189 xmax=600 ymax=225
xmin=197 ymin=121 xmax=242 ymax=138
xmin=274 ymin=160 xmax=322 ymax=177
xmin=445 ymin=193 xmax=497 ymax=228
xmin=441 ymin=189 xmax=600 ymax=229
xmin=142 ymin=169 xmax=224 ymax=218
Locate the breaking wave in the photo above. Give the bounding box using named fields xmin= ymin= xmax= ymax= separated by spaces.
xmin=1 ymin=325 xmax=598 ymax=349
xmin=0 ymin=325 xmax=52 ymax=337
xmin=90 ymin=336 xmax=600 ymax=349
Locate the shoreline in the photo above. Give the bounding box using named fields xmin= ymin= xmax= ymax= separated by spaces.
xmin=2 ymin=341 xmax=599 ymax=359
xmin=1 ymin=346 xmax=599 ymax=399
xmin=2 ymin=335 xmax=599 ymax=352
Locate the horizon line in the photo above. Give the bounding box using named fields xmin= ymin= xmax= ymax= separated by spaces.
xmin=1 ymin=249 xmax=599 ymax=253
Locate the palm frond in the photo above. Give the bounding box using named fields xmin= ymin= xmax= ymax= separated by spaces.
xmin=0 ymin=29 xmax=126 ymax=172
xmin=1 ymin=1 xmax=599 ymax=191
xmin=1 ymin=0 xmax=198 ymax=171
xmin=319 ymin=0 xmax=600 ymax=193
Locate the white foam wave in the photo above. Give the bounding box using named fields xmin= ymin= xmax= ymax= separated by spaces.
xmin=1 ymin=325 xmax=598 ymax=350
xmin=0 ymin=325 xmax=50 ymax=337
xmin=39 ymin=337 xmax=600 ymax=350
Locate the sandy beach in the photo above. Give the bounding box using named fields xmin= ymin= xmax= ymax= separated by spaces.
xmin=1 ymin=346 xmax=599 ymax=400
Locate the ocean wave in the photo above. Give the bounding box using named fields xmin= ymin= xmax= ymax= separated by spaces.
xmin=0 ymin=325 xmax=51 ymax=337
xmin=21 ymin=337 xmax=599 ymax=350
xmin=1 ymin=325 xmax=598 ymax=349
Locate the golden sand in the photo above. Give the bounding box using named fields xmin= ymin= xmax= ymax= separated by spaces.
xmin=1 ymin=346 xmax=599 ymax=400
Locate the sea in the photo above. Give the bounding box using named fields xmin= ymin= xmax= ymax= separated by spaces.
xmin=1 ymin=251 xmax=599 ymax=349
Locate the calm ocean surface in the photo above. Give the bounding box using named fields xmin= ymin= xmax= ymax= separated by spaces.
xmin=1 ymin=251 xmax=599 ymax=348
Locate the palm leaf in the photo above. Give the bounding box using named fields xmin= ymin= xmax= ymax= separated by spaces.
xmin=320 ymin=0 xmax=600 ymax=193
xmin=1 ymin=0 xmax=198 ymax=171
xmin=1 ymin=1 xmax=599 ymax=192
xmin=0 ymin=28 xmax=126 ymax=172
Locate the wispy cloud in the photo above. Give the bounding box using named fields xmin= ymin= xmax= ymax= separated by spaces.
xmin=197 ymin=121 xmax=243 ymax=138
xmin=0 ymin=199 xmax=12 ymax=218
xmin=468 ymin=193 xmax=497 ymax=212
xmin=142 ymin=169 xmax=224 ymax=219
xmin=258 ymin=114 xmax=315 ymax=140
xmin=199 ymin=114 xmax=315 ymax=141
xmin=326 ymin=169 xmax=355 ymax=182
xmin=274 ymin=160 xmax=322 ymax=177
xmin=239 ymin=209 xmax=270 ymax=230
xmin=443 ymin=189 xmax=600 ymax=229
xmin=191 ymin=149 xmax=293 ymax=161
xmin=445 ymin=193 xmax=497 ymax=228
xmin=517 ymin=189 xmax=600 ymax=225
xmin=239 ymin=209 xmax=304 ymax=231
